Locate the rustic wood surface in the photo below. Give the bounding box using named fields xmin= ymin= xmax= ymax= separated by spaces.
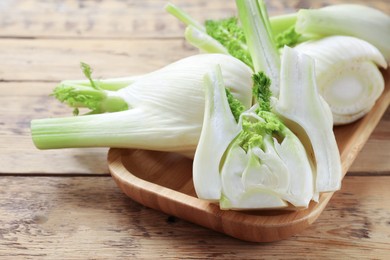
xmin=0 ymin=0 xmax=389 ymax=258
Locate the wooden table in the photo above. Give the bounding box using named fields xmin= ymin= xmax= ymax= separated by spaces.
xmin=1 ymin=0 xmax=389 ymax=258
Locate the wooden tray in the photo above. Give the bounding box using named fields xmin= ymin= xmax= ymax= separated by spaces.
xmin=108 ymin=70 xmax=390 ymax=242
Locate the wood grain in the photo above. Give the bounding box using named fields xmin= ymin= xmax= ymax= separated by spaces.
xmin=0 ymin=0 xmax=387 ymax=39
xmin=0 ymin=0 xmax=389 ymax=257
xmin=0 ymin=176 xmax=389 ymax=259
xmin=0 ymin=38 xmax=195 ymax=81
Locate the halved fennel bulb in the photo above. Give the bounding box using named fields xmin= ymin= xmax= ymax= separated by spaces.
xmin=294 ymin=36 xmax=387 ymax=125
xmin=275 ymin=46 xmax=342 ymax=194
xmin=192 ymin=65 xmax=242 ymax=200
xmin=193 ymin=65 xmax=315 ymax=210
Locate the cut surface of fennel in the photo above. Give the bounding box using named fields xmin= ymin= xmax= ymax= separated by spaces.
xmin=192 ymin=66 xmax=242 ymax=200
xmin=193 ymin=66 xmax=315 ymax=209
xmin=31 ymin=54 xmax=253 ymax=157
xmin=275 ymin=46 xmax=342 ymax=194
xmin=294 ymin=36 xmax=387 ymax=124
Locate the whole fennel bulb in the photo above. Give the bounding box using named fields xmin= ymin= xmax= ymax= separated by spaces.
xmin=31 ymin=54 xmax=253 ymax=156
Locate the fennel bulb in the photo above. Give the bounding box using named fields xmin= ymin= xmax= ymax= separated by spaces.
xmin=192 ymin=66 xmax=242 ymax=200
xmin=193 ymin=66 xmax=315 ymax=209
xmin=294 ymin=36 xmax=387 ymax=124
xmin=275 ymin=46 xmax=342 ymax=194
xmin=295 ymin=4 xmax=390 ymax=62
xmin=31 ymin=54 xmax=253 ymax=156
xmin=270 ymin=4 xmax=390 ymax=63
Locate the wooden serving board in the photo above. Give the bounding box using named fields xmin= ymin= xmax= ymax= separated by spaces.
xmin=108 ymin=69 xmax=390 ymax=242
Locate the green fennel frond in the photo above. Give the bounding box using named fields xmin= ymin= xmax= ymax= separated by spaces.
xmin=53 ymin=84 xmax=107 ymax=114
xmin=235 ymin=71 xmax=284 ymax=152
xmin=252 ymin=72 xmax=272 ymax=112
xmin=80 ymin=62 xmax=99 ymax=90
xmin=236 ymin=130 xmax=263 ymax=152
xmin=275 ymin=26 xmax=301 ymax=48
xmin=52 ymin=63 xmax=129 ymax=115
xmin=205 ymin=17 xmax=253 ymax=68
xmin=225 ymin=88 xmax=246 ymax=122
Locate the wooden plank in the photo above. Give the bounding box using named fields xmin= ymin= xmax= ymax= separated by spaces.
xmin=0 ymin=0 xmax=236 ymax=39
xmin=349 ymin=107 xmax=390 ymax=173
xmin=0 ymin=38 xmax=196 ymax=82
xmin=0 ymin=142 xmax=109 ymax=175
xmin=0 ymin=176 xmax=389 ymax=258
xmin=0 ymin=0 xmax=388 ymax=257
xmin=350 ymin=139 xmax=390 ymax=173
xmin=0 ymin=0 xmax=388 ymax=39
xmin=0 ymin=81 xmax=105 ymax=174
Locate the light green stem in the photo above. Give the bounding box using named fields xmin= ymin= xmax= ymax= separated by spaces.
xmin=269 ymin=13 xmax=297 ymax=36
xmin=31 ymin=108 xmax=197 ymax=152
xmin=165 ymin=3 xmax=205 ymax=31
xmin=235 ymin=0 xmax=281 ymax=96
xmin=61 ymin=75 xmax=142 ymax=91
xmin=184 ymin=25 xmax=229 ymax=54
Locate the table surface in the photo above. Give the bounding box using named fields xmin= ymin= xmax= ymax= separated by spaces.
xmin=1 ymin=0 xmax=389 ymax=259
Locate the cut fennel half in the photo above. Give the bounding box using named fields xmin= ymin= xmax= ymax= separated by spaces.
xmin=193 ymin=65 xmax=315 ymax=209
xmin=294 ymin=36 xmax=387 ymax=125
xmin=275 ymin=46 xmax=342 ymax=194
